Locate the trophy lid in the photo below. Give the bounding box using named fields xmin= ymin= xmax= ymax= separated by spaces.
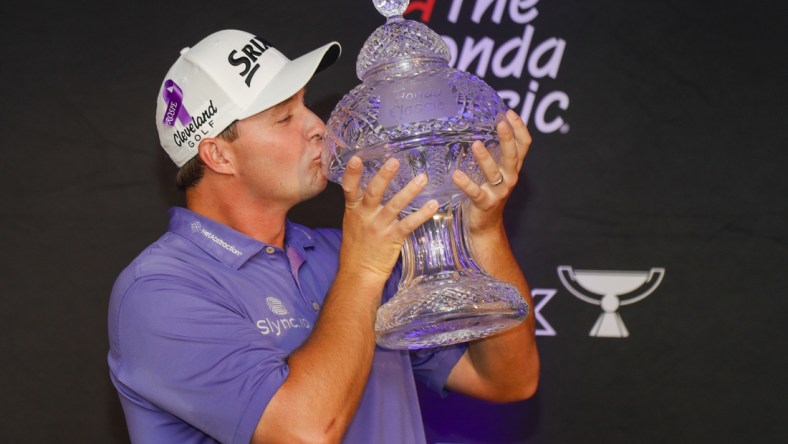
xmin=357 ymin=0 xmax=451 ymax=80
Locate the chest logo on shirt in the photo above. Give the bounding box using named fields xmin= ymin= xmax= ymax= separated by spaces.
xmin=256 ymin=296 xmax=312 ymax=336
xmin=266 ymin=297 xmax=288 ymax=315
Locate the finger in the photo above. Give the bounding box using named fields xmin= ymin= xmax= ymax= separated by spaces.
xmin=396 ymin=199 xmax=439 ymax=237
xmin=471 ymin=141 xmax=504 ymax=185
xmin=452 ymin=169 xmax=485 ymax=203
xmin=505 ymin=109 xmax=532 ymax=170
xmin=381 ymin=173 xmax=428 ymax=219
xmin=342 ymin=156 xmax=364 ymax=207
xmin=363 ymin=157 xmax=400 ymax=207
xmin=496 ymin=115 xmax=519 ymax=174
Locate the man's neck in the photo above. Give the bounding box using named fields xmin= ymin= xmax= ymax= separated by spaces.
xmin=185 ymin=188 xmax=290 ymax=248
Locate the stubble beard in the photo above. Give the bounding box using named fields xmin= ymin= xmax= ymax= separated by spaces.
xmin=296 ymin=161 xmax=328 ymax=202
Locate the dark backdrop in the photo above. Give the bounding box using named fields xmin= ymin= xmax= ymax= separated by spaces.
xmin=1 ymin=1 xmax=786 ymax=443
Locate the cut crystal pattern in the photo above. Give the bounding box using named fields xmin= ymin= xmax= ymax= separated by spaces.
xmin=324 ymin=0 xmax=529 ymax=349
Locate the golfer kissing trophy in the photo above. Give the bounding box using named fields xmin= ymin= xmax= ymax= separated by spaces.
xmin=324 ymin=0 xmax=528 ymax=349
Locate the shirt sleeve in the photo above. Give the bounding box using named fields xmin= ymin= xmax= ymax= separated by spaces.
xmin=112 ymin=274 xmax=284 ymax=444
xmin=410 ymin=343 xmax=467 ymax=396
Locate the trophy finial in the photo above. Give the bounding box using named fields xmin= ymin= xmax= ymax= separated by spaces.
xmin=357 ymin=0 xmax=449 ymax=80
xmin=373 ymin=0 xmax=409 ymax=19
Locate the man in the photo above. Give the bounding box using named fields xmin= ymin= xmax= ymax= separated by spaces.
xmin=108 ymin=29 xmax=539 ymax=444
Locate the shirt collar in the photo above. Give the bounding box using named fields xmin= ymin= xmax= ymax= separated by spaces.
xmin=167 ymin=207 xmax=316 ymax=269
xmin=284 ymin=220 xmax=316 ymax=251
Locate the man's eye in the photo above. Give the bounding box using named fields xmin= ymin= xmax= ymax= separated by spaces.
xmin=278 ymin=114 xmax=293 ymax=123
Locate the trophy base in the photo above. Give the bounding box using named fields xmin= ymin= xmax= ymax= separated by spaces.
xmin=375 ymin=271 xmax=528 ymax=350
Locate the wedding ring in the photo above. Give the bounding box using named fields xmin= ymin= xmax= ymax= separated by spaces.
xmin=488 ymin=174 xmax=504 ymax=186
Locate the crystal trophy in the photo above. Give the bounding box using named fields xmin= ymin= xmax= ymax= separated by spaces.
xmin=324 ymin=0 xmax=528 ymax=349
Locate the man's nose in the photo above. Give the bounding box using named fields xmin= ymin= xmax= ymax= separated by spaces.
xmin=306 ymin=110 xmax=326 ymax=141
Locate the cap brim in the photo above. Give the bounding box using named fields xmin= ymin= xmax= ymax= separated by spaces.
xmin=238 ymin=41 xmax=341 ymax=120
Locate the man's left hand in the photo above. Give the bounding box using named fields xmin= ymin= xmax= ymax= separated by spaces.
xmin=451 ymin=109 xmax=532 ymax=236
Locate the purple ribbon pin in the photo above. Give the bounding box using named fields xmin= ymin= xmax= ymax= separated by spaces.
xmin=161 ymin=79 xmax=191 ymax=126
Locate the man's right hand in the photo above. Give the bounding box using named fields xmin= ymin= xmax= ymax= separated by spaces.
xmin=338 ymin=155 xmax=438 ymax=286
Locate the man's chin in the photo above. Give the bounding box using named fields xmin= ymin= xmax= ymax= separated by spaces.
xmin=300 ymin=177 xmax=328 ymax=202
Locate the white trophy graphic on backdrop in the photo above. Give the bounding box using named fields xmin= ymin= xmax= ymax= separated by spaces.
xmin=558 ymin=266 xmax=665 ymax=337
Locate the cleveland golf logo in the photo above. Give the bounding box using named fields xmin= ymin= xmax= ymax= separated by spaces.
xmin=227 ymin=35 xmax=274 ymax=87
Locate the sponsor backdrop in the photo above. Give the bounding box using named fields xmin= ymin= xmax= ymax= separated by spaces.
xmin=1 ymin=0 xmax=785 ymax=442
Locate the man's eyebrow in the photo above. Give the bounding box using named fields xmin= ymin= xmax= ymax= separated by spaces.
xmin=270 ymin=98 xmax=294 ymax=112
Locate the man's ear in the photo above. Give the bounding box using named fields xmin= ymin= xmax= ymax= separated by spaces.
xmin=198 ymin=138 xmax=234 ymax=175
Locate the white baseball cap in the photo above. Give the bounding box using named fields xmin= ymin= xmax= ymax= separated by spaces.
xmin=155 ymin=29 xmax=341 ymax=167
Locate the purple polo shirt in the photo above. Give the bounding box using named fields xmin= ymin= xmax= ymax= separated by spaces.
xmin=108 ymin=207 xmax=466 ymax=444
